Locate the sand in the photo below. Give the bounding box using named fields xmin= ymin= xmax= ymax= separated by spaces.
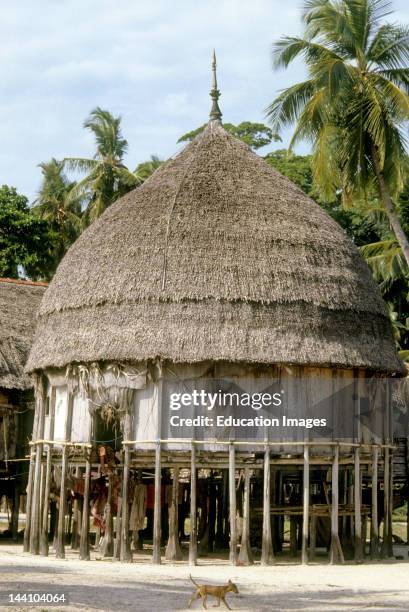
xmin=0 ymin=544 xmax=409 ymax=611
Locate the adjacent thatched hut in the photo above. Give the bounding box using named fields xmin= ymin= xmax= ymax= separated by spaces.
xmin=25 ymin=61 xmax=405 ymax=566
xmin=0 ymin=277 xmax=47 ymax=539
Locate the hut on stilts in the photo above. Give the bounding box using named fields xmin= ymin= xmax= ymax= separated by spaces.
xmin=25 ymin=56 xmax=406 ymax=565
xmin=0 ymin=278 xmax=47 ymax=540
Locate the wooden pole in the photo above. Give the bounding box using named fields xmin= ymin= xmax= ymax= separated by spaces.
xmin=302 ymin=444 xmax=309 ymax=564
xmin=100 ymin=472 xmax=114 ymax=557
xmin=79 ymin=412 xmax=93 ymax=561
xmin=71 ymin=465 xmax=81 ymax=550
xmin=261 ymin=445 xmax=274 ymax=565
xmin=40 ymin=387 xmax=56 ymax=556
xmin=354 ymin=447 xmax=363 ymax=562
xmin=330 ymin=445 xmax=344 ymax=564
xmin=29 ymin=376 xmax=47 ymax=554
xmin=238 ymin=467 xmax=253 ymax=565
xmin=381 ymin=447 xmax=391 ymax=558
xmin=120 ymin=408 xmax=132 ymax=562
xmin=165 ymin=467 xmax=183 ymax=560
xmin=55 ymin=391 xmax=74 ymax=559
xmin=23 ymin=390 xmax=40 ymax=553
xmin=189 ymin=442 xmax=197 ymax=566
xmin=388 ymin=449 xmax=394 ymax=557
xmin=152 ymin=440 xmax=162 ymax=564
xmin=370 ymin=446 xmax=379 ymax=559
xmin=229 ymin=442 xmax=237 ymax=565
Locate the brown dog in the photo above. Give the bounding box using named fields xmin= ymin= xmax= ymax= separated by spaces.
xmin=188 ymin=575 xmax=239 ymax=609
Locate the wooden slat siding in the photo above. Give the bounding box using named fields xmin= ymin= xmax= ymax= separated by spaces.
xmin=120 ymin=405 xmax=132 ymax=562
xmin=229 ymin=442 xmax=237 ymax=565
xmin=30 ymin=375 xmax=47 ymax=554
xmin=55 ymin=391 xmax=74 ymax=559
xmin=40 ymin=386 xmax=56 ymax=556
xmin=354 ymin=447 xmax=363 ymax=562
xmin=189 ymin=442 xmax=197 ymax=566
xmin=302 ymin=444 xmax=309 ymax=564
xmin=238 ymin=467 xmax=253 ymax=565
xmin=152 ymin=440 xmax=162 ymax=564
xmin=165 ymin=466 xmax=183 ymax=560
xmin=261 ymin=445 xmax=274 ymax=565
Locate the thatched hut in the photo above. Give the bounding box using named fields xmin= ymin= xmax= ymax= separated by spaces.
xmin=26 ymin=60 xmax=404 ymax=565
xmin=0 ymin=277 xmax=47 ymax=539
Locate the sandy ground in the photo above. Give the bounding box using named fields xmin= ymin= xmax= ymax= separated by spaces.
xmin=0 ymin=544 xmax=409 ymax=611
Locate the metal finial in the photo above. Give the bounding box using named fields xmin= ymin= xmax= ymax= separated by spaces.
xmin=209 ymin=50 xmax=222 ymax=123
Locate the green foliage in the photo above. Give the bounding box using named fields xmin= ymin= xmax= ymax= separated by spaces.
xmin=178 ymin=121 xmax=281 ymax=150
xmin=135 ymin=155 xmax=165 ymax=182
xmin=64 ymin=107 xmax=140 ymax=225
xmin=0 ymin=185 xmax=52 ymax=279
xmin=267 ymin=0 xmax=409 ymax=256
xmin=32 ymin=159 xmax=82 ymax=274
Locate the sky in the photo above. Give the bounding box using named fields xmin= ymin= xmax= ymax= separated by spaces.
xmin=1 ymin=0 xmax=409 ymax=202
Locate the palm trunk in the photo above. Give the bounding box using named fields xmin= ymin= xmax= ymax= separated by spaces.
xmin=371 ymin=144 xmax=409 ymax=267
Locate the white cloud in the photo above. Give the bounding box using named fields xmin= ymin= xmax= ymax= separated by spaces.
xmin=0 ymin=0 xmax=408 ymax=199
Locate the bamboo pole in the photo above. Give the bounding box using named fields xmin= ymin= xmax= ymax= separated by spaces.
xmin=381 ymin=447 xmax=391 ymax=558
xmin=189 ymin=442 xmax=197 ymax=566
xmin=302 ymin=444 xmax=309 ymax=564
xmin=354 ymin=447 xmax=363 ymax=562
xmin=55 ymin=392 xmax=74 ymax=559
xmin=228 ymin=442 xmax=237 ymax=565
xmin=40 ymin=387 xmax=56 ymax=556
xmin=79 ymin=412 xmax=93 ymax=561
xmin=261 ymin=445 xmax=274 ymax=565
xmin=370 ymin=446 xmax=379 ymax=559
xmin=330 ymin=445 xmax=344 ymax=564
xmin=120 ymin=408 xmax=132 ymax=562
xmin=23 ymin=392 xmax=40 ymax=553
xmin=238 ymin=467 xmax=253 ymax=565
xmin=165 ymin=467 xmax=182 ymax=560
xmin=152 ymin=440 xmax=162 ymax=564
xmin=29 ymin=376 xmax=47 ymax=554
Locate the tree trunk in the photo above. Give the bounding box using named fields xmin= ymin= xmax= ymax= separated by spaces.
xmin=372 ymin=143 xmax=409 ymax=267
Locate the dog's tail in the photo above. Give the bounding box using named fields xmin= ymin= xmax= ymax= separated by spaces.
xmin=189 ymin=574 xmax=199 ymax=588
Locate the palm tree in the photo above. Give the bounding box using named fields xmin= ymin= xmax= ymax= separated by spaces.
xmin=135 ymin=155 xmax=165 ymax=182
xmin=33 ymin=158 xmax=82 ymax=272
xmin=267 ymin=0 xmax=409 ymax=266
xmin=64 ymin=107 xmax=140 ymax=225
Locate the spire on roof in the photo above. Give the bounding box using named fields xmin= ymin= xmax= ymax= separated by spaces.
xmin=209 ymin=50 xmax=222 ymax=123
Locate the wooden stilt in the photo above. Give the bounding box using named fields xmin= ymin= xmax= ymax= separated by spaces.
xmin=302 ymin=444 xmax=309 ymax=564
xmin=23 ymin=393 xmax=39 ymax=553
xmin=354 ymin=447 xmax=363 ymax=562
xmin=261 ymin=445 xmax=274 ymax=565
xmin=30 ymin=376 xmax=47 ymax=554
xmin=330 ymin=445 xmax=344 ymax=564
xmin=189 ymin=442 xmax=197 ymax=566
xmin=79 ymin=412 xmax=93 ymax=561
xmin=55 ymin=391 xmax=74 ymax=559
xmin=238 ymin=467 xmax=253 ymax=565
xmin=152 ymin=440 xmax=162 ymax=564
xmin=381 ymin=447 xmax=391 ymax=558
xmin=120 ymin=408 xmax=132 ymax=562
xmin=310 ymin=514 xmax=317 ymax=561
xmin=229 ymin=442 xmax=237 ymax=565
xmin=11 ymin=486 xmax=20 ymax=542
xmin=100 ymin=472 xmax=114 ymax=557
xmin=71 ymin=466 xmax=81 ymax=550
xmin=388 ymin=449 xmax=394 ymax=557
xmin=370 ymin=446 xmax=379 ymax=558
xmin=40 ymin=388 xmax=55 ymax=556
xmin=165 ymin=467 xmax=182 ymax=560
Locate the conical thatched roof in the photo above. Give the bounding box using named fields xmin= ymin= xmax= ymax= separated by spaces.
xmin=27 ymin=122 xmax=404 ymax=374
xmin=0 ymin=278 xmax=47 ymax=389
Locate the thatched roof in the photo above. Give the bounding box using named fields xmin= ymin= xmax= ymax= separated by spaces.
xmin=0 ymin=278 xmax=47 ymax=389
xmin=27 ymin=122 xmax=404 ymax=374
